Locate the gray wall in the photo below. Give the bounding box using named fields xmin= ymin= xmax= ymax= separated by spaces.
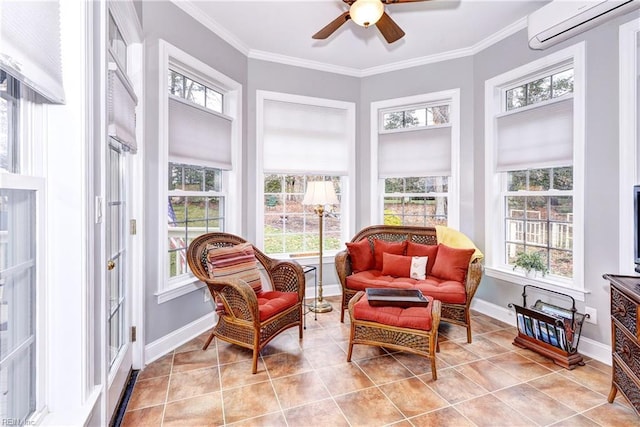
xmin=139 ymin=0 xmax=640 ymax=349
xmin=141 ymin=1 xmax=248 ymax=342
xmin=472 ymin=12 xmax=640 ymax=346
xmin=360 ymin=57 xmax=476 ymax=236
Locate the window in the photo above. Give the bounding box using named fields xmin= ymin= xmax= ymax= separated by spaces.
xmin=382 ymin=103 xmax=450 ymax=129
xmin=503 ymin=167 xmax=573 ymax=278
xmin=158 ymin=40 xmax=241 ymax=301
xmin=383 ymin=177 xmax=448 ymax=226
xmin=0 ymin=72 xmax=45 ymax=424
xmin=168 ymin=69 xmax=223 ymax=113
xmin=506 ymin=68 xmax=574 ymax=111
xmin=484 ymin=43 xmax=585 ymax=297
xmin=371 ymin=90 xmax=460 ymax=228
xmin=264 ymin=174 xmax=341 ymax=255
xmin=257 ymin=91 xmax=355 ymax=257
xmin=168 ymin=163 xmax=224 ymax=278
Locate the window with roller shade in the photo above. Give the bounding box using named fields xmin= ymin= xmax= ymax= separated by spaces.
xmin=257 ymin=91 xmax=355 ymax=257
xmin=484 ymin=44 xmax=585 ymax=293
xmin=166 ymin=69 xmax=231 ymax=282
xmin=371 ymin=91 xmax=460 ymax=228
xmin=0 ymin=0 xmax=65 ymax=420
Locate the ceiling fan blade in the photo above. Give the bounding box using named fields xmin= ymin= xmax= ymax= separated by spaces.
xmin=312 ymin=11 xmax=351 ymax=40
xmin=376 ymin=11 xmax=405 ymax=43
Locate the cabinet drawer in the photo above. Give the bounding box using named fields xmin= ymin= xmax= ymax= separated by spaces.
xmin=613 ymin=361 xmax=640 ymax=416
xmin=612 ymin=286 xmax=640 ymax=339
xmin=614 ymin=324 xmax=640 ymax=374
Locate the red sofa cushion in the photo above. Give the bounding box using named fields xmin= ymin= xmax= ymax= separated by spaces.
xmin=353 ymin=294 xmax=433 ymax=331
xmin=346 ymin=239 xmax=374 ymax=272
xmin=406 ymin=241 xmax=439 ymax=276
xmin=373 ymin=239 xmax=407 ymax=270
xmin=256 ymin=291 xmax=299 ymax=321
xmin=346 ymin=270 xmax=466 ymax=304
xmin=381 ymin=253 xmax=428 ymax=280
xmin=431 ymin=244 xmax=475 ymax=283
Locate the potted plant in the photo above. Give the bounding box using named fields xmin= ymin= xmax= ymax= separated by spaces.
xmin=512 ymin=251 xmax=549 ymax=277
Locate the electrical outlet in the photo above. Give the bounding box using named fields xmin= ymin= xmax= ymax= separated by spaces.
xmin=204 ymin=290 xmax=211 ymax=303
xmin=585 ymin=306 xmax=597 ymax=324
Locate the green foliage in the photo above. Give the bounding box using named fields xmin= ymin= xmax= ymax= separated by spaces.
xmin=383 ymin=209 xmax=402 ymax=226
xmin=512 ymin=251 xmax=549 ymax=276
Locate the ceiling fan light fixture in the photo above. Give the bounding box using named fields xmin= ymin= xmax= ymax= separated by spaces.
xmin=349 ymin=0 xmax=384 ymax=28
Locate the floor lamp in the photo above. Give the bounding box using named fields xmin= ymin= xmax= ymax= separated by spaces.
xmin=302 ymin=181 xmax=339 ymax=313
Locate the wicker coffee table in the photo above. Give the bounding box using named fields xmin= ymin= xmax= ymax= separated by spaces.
xmin=347 ymin=290 xmax=441 ymax=380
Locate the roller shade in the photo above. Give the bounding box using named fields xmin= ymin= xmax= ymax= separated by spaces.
xmin=0 ymin=1 xmax=65 ymax=103
xmin=168 ymin=96 xmax=232 ymax=170
xmin=378 ymin=126 xmax=452 ymax=178
xmin=496 ymin=97 xmax=573 ymax=172
xmin=108 ymin=63 xmax=138 ymax=153
xmin=263 ymin=99 xmax=350 ymax=175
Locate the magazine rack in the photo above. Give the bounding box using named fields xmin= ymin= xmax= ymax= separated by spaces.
xmin=508 ymin=285 xmax=589 ymax=370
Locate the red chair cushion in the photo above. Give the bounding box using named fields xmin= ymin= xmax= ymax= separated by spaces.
xmin=406 ymin=241 xmax=439 ymax=276
xmin=373 ymin=239 xmax=407 ymax=271
xmin=430 ymin=244 xmax=475 ymax=283
xmin=256 ymin=291 xmax=299 ymax=321
xmin=353 ymin=294 xmax=433 ymax=331
xmin=346 ymin=271 xmax=466 ymax=304
xmin=346 ymin=239 xmax=374 ymax=272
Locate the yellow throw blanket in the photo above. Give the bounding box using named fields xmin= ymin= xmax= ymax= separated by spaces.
xmin=435 ymin=225 xmax=484 ymax=263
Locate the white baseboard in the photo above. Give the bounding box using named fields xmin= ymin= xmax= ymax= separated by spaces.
xmin=471 ymin=298 xmax=612 ymax=366
xmin=144 ymin=312 xmax=215 ymax=365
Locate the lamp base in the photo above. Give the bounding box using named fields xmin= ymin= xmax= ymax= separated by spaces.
xmin=308 ymin=299 xmax=333 ymax=313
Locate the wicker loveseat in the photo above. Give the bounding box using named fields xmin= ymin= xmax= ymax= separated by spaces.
xmin=335 ymin=225 xmax=483 ymax=343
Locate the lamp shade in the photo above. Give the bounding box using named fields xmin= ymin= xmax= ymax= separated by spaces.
xmin=302 ymin=181 xmax=339 ymax=206
xmin=350 ymin=0 xmax=384 ymax=27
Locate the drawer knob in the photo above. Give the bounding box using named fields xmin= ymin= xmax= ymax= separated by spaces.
xmin=621 ymin=344 xmax=631 ymax=358
xmin=613 ymin=304 xmax=627 ymax=316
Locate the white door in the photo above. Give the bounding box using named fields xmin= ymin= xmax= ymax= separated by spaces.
xmin=106 ymin=139 xmax=132 ymax=418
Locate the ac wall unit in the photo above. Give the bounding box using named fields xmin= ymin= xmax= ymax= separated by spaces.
xmin=528 ymin=0 xmax=640 ymax=50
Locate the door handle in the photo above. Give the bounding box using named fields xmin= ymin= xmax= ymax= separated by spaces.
xmin=107 ymin=260 xmax=116 ymax=271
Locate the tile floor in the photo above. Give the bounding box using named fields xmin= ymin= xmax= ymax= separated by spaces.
xmin=120 ymin=296 xmax=638 ymax=426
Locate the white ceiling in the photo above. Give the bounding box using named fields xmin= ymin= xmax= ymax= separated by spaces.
xmin=173 ymin=0 xmax=551 ymax=75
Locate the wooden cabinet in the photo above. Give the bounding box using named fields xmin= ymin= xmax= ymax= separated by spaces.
xmin=603 ymin=274 xmax=640 ymax=417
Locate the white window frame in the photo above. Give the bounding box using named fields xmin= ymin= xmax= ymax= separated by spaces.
xmin=0 ymin=69 xmax=47 ymax=422
xmin=484 ymin=42 xmax=586 ymax=301
xmin=618 ymin=19 xmax=640 ymax=275
xmin=156 ymin=40 xmax=242 ymax=303
xmin=370 ymin=90 xmax=461 ymax=228
xmin=256 ymin=90 xmax=356 ymax=262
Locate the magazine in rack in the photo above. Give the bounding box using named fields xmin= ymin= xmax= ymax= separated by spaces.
xmin=509 ymin=285 xmax=589 ymax=369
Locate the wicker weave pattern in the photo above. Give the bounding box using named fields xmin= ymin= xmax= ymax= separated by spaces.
xmin=352 ymin=324 xmax=431 ymax=353
xmin=187 ymin=232 xmax=305 ymax=374
xmin=335 ymin=225 xmax=483 ymax=343
xmin=347 ymin=291 xmax=441 ymax=380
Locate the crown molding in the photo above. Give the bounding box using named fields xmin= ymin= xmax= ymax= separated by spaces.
xmin=170 ymin=0 xmax=250 ymax=56
xmin=173 ymin=1 xmax=529 ymax=78
xmin=248 ymin=49 xmax=363 ymax=77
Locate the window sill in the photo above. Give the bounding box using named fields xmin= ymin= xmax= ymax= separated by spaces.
xmin=484 ymin=266 xmax=590 ymax=302
xmin=156 ymin=275 xmax=205 ymax=304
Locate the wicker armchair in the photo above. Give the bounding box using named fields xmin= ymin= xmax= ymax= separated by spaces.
xmin=186 ymin=232 xmax=305 ymax=373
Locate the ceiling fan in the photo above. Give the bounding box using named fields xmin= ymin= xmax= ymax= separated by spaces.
xmin=313 ymin=0 xmax=430 ymax=44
